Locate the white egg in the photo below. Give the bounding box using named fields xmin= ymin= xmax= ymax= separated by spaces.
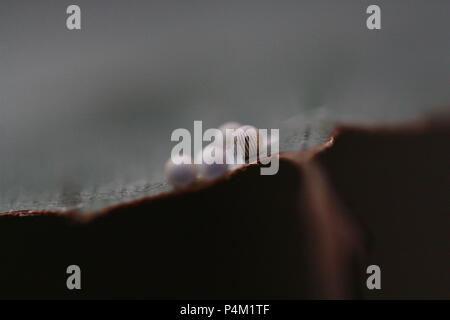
xmin=164 ymin=155 xmax=198 ymax=188
xmin=214 ymin=121 xmax=240 ymax=149
xmin=234 ymin=125 xmax=268 ymax=163
xmin=195 ymin=144 xmax=229 ymax=180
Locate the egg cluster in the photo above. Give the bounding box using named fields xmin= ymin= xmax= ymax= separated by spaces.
xmin=165 ymin=122 xmax=270 ymax=188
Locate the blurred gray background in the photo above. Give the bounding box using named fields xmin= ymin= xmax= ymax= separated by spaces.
xmin=0 ymin=0 xmax=449 ymax=211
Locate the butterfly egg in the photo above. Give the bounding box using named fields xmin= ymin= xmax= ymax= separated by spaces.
xmin=195 ymin=143 xmax=229 ymax=180
xmin=218 ymin=121 xmax=242 ymax=147
xmin=164 ymin=155 xmax=198 ymax=188
xmin=234 ymin=125 xmax=268 ymax=164
xmin=193 ymin=121 xmax=241 ymax=178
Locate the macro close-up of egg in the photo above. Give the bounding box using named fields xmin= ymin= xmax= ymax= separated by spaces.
xmin=164 ymin=122 xmax=277 ymax=187
xmin=164 ymin=155 xmax=198 ymax=188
